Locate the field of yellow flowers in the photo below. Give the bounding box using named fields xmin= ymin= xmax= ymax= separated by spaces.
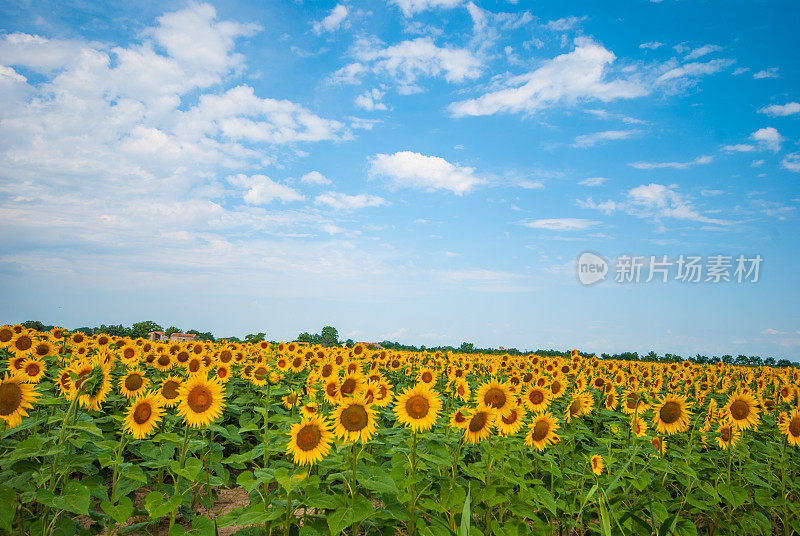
xmin=0 ymin=325 xmax=798 ymax=536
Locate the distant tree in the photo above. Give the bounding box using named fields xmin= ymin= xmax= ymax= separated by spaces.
xmin=245 ymin=332 xmax=266 ymax=343
xmin=187 ymin=329 xmax=215 ymax=342
xmin=165 ymin=327 xmax=182 ymax=337
xmin=22 ymin=320 xmax=48 ymax=332
xmin=297 ymin=332 xmax=315 ymax=344
xmin=777 ymin=359 xmax=793 ymax=368
xmin=764 ymin=357 xmax=776 ymax=366
xmin=459 ymin=342 xmax=474 ymax=353
xmin=130 ymin=320 xmax=163 ymax=339
xmin=320 ymin=326 xmax=339 ymax=347
xmin=345 ymin=339 xmax=355 ymax=348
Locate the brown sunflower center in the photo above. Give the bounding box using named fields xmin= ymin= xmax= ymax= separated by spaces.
xmin=187 ymin=385 xmax=212 ymax=413
xmin=125 ymin=374 xmax=143 ymax=392
xmin=468 ymin=411 xmax=488 ymax=433
xmin=188 ymin=360 xmax=200 ymax=373
xmin=34 ymin=343 xmax=49 ymax=356
xmin=133 ymin=402 xmax=152 ymax=424
xmin=157 ymin=355 xmax=171 ymax=367
xmin=720 ymin=427 xmax=730 ymax=442
xmin=405 ymin=394 xmax=430 ymax=419
xmin=325 ymin=382 xmax=338 ymax=397
xmin=529 ymin=389 xmax=544 ymax=405
xmin=123 ymin=348 xmax=135 ymax=359
xmin=551 ymin=381 xmax=562 ymax=395
xmin=340 ymin=404 xmax=368 ymax=432
xmin=484 ymin=387 xmax=506 ymax=409
xmin=322 ymin=364 xmax=333 ymax=377
xmin=292 ymin=357 xmax=302 ymax=369
xmin=0 ymin=328 xmax=12 ymax=343
xmin=502 ymin=410 xmax=518 ymax=425
xmin=659 ymin=401 xmax=682 ymax=424
xmin=569 ymin=399 xmax=582 ymax=416
xmin=0 ymin=381 xmax=23 ymax=416
xmin=220 ymin=350 xmax=232 ymax=363
xmin=787 ymin=417 xmax=800 ymax=437
xmin=15 ymin=335 xmax=32 ymax=351
xmin=296 ymin=424 xmax=322 ymax=451
xmin=532 ymin=419 xmax=550 ymax=441
xmin=340 ymin=378 xmax=357 ymax=396
xmin=25 ymin=363 xmax=41 ymax=377
xmin=454 ymin=411 xmax=466 ymax=424
xmin=218 ymin=367 xmax=228 ymax=378
xmin=177 ymin=351 xmax=189 ymax=363
xmin=421 ymin=372 xmax=433 ymax=383
xmin=729 ymin=399 xmax=749 ymax=421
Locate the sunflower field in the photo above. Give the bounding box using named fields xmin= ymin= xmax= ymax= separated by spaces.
xmin=0 ymin=325 xmax=799 ymax=536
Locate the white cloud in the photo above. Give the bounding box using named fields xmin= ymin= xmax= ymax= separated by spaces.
xmin=354 ymin=88 xmax=388 ymax=111
xmin=762 ymin=328 xmax=779 ymax=335
xmin=300 ymin=171 xmax=332 ymax=185
xmin=722 ymin=144 xmax=755 ymax=152
xmin=655 ymin=58 xmax=734 ymax=85
xmin=228 ymin=174 xmax=304 ymax=204
xmin=579 ymin=183 xmax=730 ymax=227
xmin=314 ymin=191 xmax=387 ymax=210
xmin=683 ymin=44 xmax=722 ymax=60
xmin=313 ymin=4 xmax=348 ymax=34
xmin=521 ymin=218 xmax=599 ymax=231
xmin=518 ymin=180 xmax=545 ymax=190
xmin=337 ymin=36 xmax=482 ymax=94
xmin=368 ymin=151 xmax=484 ymax=195
xmin=759 ymin=102 xmax=800 ymax=116
xmin=629 ymin=155 xmax=712 ymax=170
xmin=639 ymin=41 xmax=663 ymax=50
xmin=701 ymin=189 xmax=724 ymax=196
xmin=544 ymin=16 xmax=587 ymax=32
xmin=781 ymin=153 xmax=800 ymax=173
xmin=448 ymin=38 xmax=646 ymax=117
xmin=573 ymin=129 xmax=639 ymax=148
xmin=389 ymin=0 xmax=464 ymax=16
xmin=751 ymin=127 xmax=783 ymax=152
xmin=579 ymin=177 xmax=609 ymax=187
xmin=753 ymin=68 xmax=779 ymax=79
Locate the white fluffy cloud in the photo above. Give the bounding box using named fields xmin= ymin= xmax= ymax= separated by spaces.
xmin=368 ymin=151 xmax=484 ymax=195
xmin=355 ymin=88 xmax=388 ymax=111
xmin=579 ymin=177 xmax=609 ymax=187
xmin=300 ymin=171 xmax=332 ymax=185
xmin=313 ymin=4 xmax=348 ymax=34
xmin=389 ymin=0 xmax=464 ymax=16
xmin=683 ymin=44 xmax=722 ymax=61
xmin=335 ymin=37 xmax=482 ymax=94
xmin=448 ymin=38 xmax=646 ymax=117
xmin=781 ymin=153 xmax=800 ymax=173
xmin=521 ymin=218 xmax=599 ymax=231
xmin=753 ymin=68 xmax=779 ymax=79
xmin=759 ymin=102 xmax=800 ymax=116
xmin=314 ymin=192 xmax=387 ymax=210
xmin=750 ymin=127 xmax=783 ymax=152
xmin=655 ymin=58 xmax=734 ymax=85
xmin=228 ymin=175 xmax=304 ymax=204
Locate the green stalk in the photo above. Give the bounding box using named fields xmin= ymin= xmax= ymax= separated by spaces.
xmin=168 ymin=425 xmax=191 ymax=533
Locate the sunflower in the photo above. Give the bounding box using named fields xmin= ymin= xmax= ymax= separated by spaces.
xmin=123 ymin=392 xmax=165 ymax=439
xmin=604 ymin=391 xmax=618 ymax=411
xmin=723 ymin=390 xmax=760 ymax=431
xmin=332 ymin=397 xmax=377 ymax=443
xmin=449 ymin=407 xmax=469 ymax=429
xmin=300 ymin=402 xmax=319 ymax=418
xmin=524 ymin=385 xmax=550 ymax=413
xmin=32 ymin=340 xmax=53 ymax=359
xmin=652 ymin=394 xmax=692 ymax=435
xmin=715 ymin=423 xmax=740 ymax=451
xmin=475 ymin=380 xmax=514 ymax=417
xmin=287 ymin=416 xmax=334 ymax=466
xmin=780 ymin=407 xmax=800 ymax=447
xmin=0 ymin=325 xmax=14 ymax=347
xmin=394 ymin=383 xmax=442 ymax=432
xmin=119 ymin=369 xmax=150 ymax=399
xmin=19 ymin=357 xmax=46 ymax=383
xmin=417 ymin=367 xmax=437 ymax=386
xmin=339 ymin=373 xmax=363 ymax=399
xmin=590 ymin=454 xmax=604 ymax=476
xmin=464 ymin=408 xmax=496 ymax=444
xmin=566 ymin=391 xmax=594 ymax=423
xmin=177 ymin=374 xmax=226 ymax=428
xmin=631 ymin=416 xmax=648 ymax=437
xmin=621 ymin=390 xmax=649 ymax=415
xmin=550 ymin=379 xmax=565 ymax=399
xmin=11 ymin=332 xmax=34 ymax=354
xmin=283 ymin=390 xmax=300 ymax=410
xmin=289 ymin=354 xmax=306 ymax=373
xmin=452 ymin=378 xmax=471 ymax=402
xmin=372 ymin=380 xmax=394 ymax=407
xmin=323 ymin=379 xmax=341 ymax=404
xmin=158 ymin=376 xmax=183 ymax=408
xmin=525 ymin=412 xmax=560 ymax=451
xmin=78 ymin=361 xmax=113 ymax=411
xmin=214 ymin=364 xmax=231 ymax=383
xmin=497 ymin=404 xmax=526 ymax=437
xmin=0 ymin=373 xmax=39 ymax=428
xmin=250 ymin=365 xmax=270 ymax=387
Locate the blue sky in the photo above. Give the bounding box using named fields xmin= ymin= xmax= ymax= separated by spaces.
xmin=1 ymin=0 xmax=798 ymax=358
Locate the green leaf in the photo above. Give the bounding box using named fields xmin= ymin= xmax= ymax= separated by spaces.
xmin=598 ymin=495 xmax=612 ymax=536
xmin=236 ymin=471 xmax=260 ymax=493
xmin=190 ymin=515 xmax=217 ymax=536
xmin=101 ymin=496 xmax=134 ymax=525
xmin=361 ymin=468 xmax=398 ymax=494
xmin=327 ymin=507 xmax=353 ymax=535
xmin=460 ymin=488 xmax=471 ymax=536
xmin=69 ymin=420 xmax=104 ymax=438
xmin=120 ymin=464 xmax=147 ymax=483
xmin=532 ymin=486 xmax=557 ymax=517
xmin=0 ymin=485 xmax=17 ymax=533
xmin=305 ymin=491 xmax=343 ymax=510
xmin=145 ymin=491 xmax=183 ymax=519
xmin=171 ymin=457 xmax=204 ymax=482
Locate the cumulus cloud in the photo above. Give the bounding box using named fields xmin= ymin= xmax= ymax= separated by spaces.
xmin=521 ymin=218 xmax=599 ymax=231
xmin=389 ymin=0 xmax=464 ymax=16
xmin=683 ymin=44 xmax=722 ymax=60
xmin=639 ymin=41 xmax=663 ymax=50
xmin=314 ymin=192 xmax=387 ymax=210
xmin=228 ymin=174 xmax=304 ymax=204
xmin=313 ymin=4 xmax=349 ymax=34
xmin=629 ymin=155 xmax=712 ymax=170
xmin=753 ymin=68 xmax=779 ymax=79
xmin=333 ymin=36 xmax=482 ymax=94
xmin=722 ymin=144 xmax=755 ymax=152
xmin=781 ymin=153 xmax=800 ymax=173
xmin=579 ymin=177 xmax=609 ymax=187
xmin=354 ymin=88 xmax=388 ymax=111
xmin=750 ymin=127 xmax=783 ymax=152
xmin=759 ymin=102 xmax=800 ymax=116
xmin=655 ymin=58 xmax=734 ymax=85
xmin=368 ymin=151 xmax=484 ymax=195
xmin=300 ymin=171 xmax=332 ymax=185
xmin=578 ymin=183 xmax=730 ymax=228
xmin=448 ymin=38 xmax=646 ymax=117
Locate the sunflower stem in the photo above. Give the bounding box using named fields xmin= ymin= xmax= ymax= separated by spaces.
xmin=409 ymin=430 xmax=418 ymax=536
xmin=168 ymin=424 xmax=191 ymax=534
